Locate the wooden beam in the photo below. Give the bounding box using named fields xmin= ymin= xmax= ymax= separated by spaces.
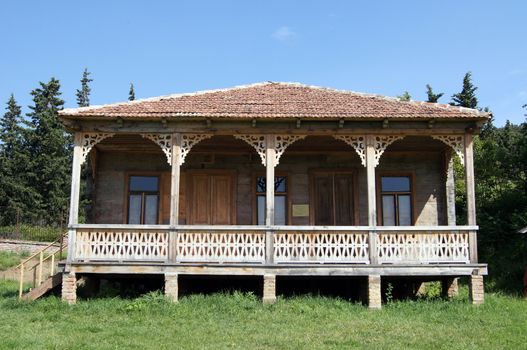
xmin=67 ymin=261 xmax=488 ymax=277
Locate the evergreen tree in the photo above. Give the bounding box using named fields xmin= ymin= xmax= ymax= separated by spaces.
xmin=426 ymin=84 xmax=444 ymax=103
xmin=76 ymin=68 xmax=92 ymax=107
xmin=129 ymin=83 xmax=136 ymax=101
xmin=26 ymin=78 xmax=71 ymax=224
xmin=397 ymin=91 xmax=411 ymax=101
xmin=0 ymin=95 xmax=28 ymax=224
xmin=451 ymin=72 xmax=478 ymax=108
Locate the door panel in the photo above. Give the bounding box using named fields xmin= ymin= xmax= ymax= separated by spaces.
xmin=334 ymin=174 xmax=354 ymax=225
xmin=191 ymin=174 xmax=211 ymax=224
xmin=313 ymin=175 xmax=334 ymax=225
xmin=211 ymin=175 xmax=233 ymax=224
xmin=312 ymin=172 xmax=354 ymax=226
xmin=188 ymin=172 xmax=235 ymax=225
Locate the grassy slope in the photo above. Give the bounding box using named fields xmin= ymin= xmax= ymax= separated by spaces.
xmin=0 ymin=281 xmax=526 ymax=350
xmin=0 ymin=251 xmax=28 ymax=271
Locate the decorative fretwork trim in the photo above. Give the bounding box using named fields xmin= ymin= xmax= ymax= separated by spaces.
xmin=80 ymin=133 xmax=114 ymax=165
xmin=234 ymin=134 xmax=267 ymax=165
xmin=180 ymin=134 xmax=212 ymax=165
xmin=141 ymin=134 xmax=172 ymax=165
xmin=373 ymin=135 xmax=404 ymax=167
xmin=431 ymin=135 xmax=465 ymax=166
xmin=333 ymin=135 xmax=366 ymax=166
xmin=274 ymin=135 xmax=306 ymax=164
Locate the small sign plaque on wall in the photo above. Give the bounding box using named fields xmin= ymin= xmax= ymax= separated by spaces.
xmin=292 ymin=204 xmax=309 ymax=217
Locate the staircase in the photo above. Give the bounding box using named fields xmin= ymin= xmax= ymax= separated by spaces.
xmin=14 ymin=233 xmax=68 ymax=301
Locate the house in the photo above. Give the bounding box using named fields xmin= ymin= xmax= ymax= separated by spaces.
xmin=57 ymin=82 xmax=489 ymax=308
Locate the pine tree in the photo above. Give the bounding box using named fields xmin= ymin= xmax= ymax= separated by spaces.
xmin=397 ymin=91 xmax=411 ymax=101
xmin=0 ymin=95 xmax=27 ymax=224
xmin=451 ymin=72 xmax=478 ymax=108
xmin=26 ymin=78 xmax=71 ymax=224
xmin=426 ymin=84 xmax=444 ymax=103
xmin=76 ymin=68 xmax=92 ymax=107
xmin=129 ymin=83 xmax=136 ymax=101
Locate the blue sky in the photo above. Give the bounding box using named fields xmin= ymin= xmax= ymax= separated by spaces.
xmin=1 ymin=1 xmax=526 ymax=125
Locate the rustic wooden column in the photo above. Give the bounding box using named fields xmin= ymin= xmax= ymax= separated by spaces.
xmin=445 ymin=150 xmax=457 ymax=226
xmin=68 ymin=132 xmax=83 ymax=226
xmin=464 ymin=133 xmax=478 ymax=263
xmin=169 ymin=133 xmax=182 ymax=262
xmin=365 ymin=135 xmax=378 ymax=264
xmin=170 ymin=133 xmax=182 ymax=225
xmin=265 ymin=135 xmax=276 ymax=264
xmin=67 ymin=133 xmax=83 ymax=262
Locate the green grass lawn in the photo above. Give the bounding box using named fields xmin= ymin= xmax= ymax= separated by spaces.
xmin=0 ymin=251 xmax=29 ymax=271
xmin=0 ymin=280 xmax=526 ymax=349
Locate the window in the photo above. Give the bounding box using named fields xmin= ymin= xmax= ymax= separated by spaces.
xmin=128 ymin=176 xmax=159 ymax=224
xmin=255 ymin=176 xmax=287 ymax=225
xmin=380 ymin=176 xmax=412 ymax=226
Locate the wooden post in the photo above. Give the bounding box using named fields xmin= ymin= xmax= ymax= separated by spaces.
xmin=464 ymin=133 xmax=478 ymax=263
xmin=265 ymin=135 xmax=276 ymax=264
xmin=18 ymin=263 xmax=24 ymax=299
xmin=37 ymin=251 xmax=43 ymax=286
xmin=169 ymin=133 xmax=182 ymax=262
xmin=366 ymin=135 xmax=378 ymax=264
xmin=445 ymin=150 xmax=457 ymax=226
xmin=66 ymin=133 xmax=83 ymax=263
xmin=170 ymin=133 xmax=182 ymax=226
xmin=68 ymin=132 xmax=83 ymax=226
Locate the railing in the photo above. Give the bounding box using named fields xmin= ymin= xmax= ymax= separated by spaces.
xmin=68 ymin=225 xmax=477 ymax=265
xmin=17 ymin=233 xmax=68 ymax=298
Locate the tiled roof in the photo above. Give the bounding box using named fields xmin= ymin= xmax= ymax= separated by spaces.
xmin=59 ymin=82 xmax=490 ymax=120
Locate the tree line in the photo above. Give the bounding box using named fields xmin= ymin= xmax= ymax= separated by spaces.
xmin=0 ymin=70 xmax=136 ymax=226
xmin=0 ymin=71 xmax=525 ymax=291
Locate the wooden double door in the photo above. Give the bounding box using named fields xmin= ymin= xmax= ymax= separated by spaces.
xmin=187 ymin=170 xmax=236 ymax=225
xmin=311 ymin=171 xmax=356 ymax=225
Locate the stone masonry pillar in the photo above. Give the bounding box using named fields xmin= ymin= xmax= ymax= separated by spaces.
xmin=165 ymin=273 xmax=179 ymax=302
xmin=61 ymin=272 xmax=77 ymax=305
xmin=368 ymin=275 xmax=382 ymax=309
xmin=441 ymin=277 xmax=459 ymax=299
xmin=263 ymin=274 xmax=276 ymax=304
xmin=469 ymin=274 xmax=484 ymax=305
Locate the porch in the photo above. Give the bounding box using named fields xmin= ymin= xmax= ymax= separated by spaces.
xmin=57 ymin=82 xmax=489 ymax=307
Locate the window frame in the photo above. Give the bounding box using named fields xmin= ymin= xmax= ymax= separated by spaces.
xmin=124 ymin=173 xmax=162 ymax=225
xmin=252 ymin=172 xmax=290 ymax=225
xmin=376 ymin=172 xmax=415 ymax=226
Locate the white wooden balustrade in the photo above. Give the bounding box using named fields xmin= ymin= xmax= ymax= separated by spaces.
xmin=274 ymin=230 xmax=369 ymax=263
xmin=69 ymin=225 xmax=476 ymax=265
xmin=176 ymin=228 xmax=266 ymax=263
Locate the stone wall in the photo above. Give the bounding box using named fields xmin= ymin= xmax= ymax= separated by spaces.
xmin=92 ymin=136 xmax=449 ymax=226
xmin=0 ymin=239 xmax=56 ymax=254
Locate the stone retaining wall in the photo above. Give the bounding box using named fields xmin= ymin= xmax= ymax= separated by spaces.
xmin=0 ymin=239 xmax=57 ymax=254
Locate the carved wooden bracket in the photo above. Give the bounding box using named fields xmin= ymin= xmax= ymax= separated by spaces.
xmin=234 ymin=135 xmax=267 ymax=165
xmin=431 ymin=135 xmax=465 ymax=166
xmin=333 ymin=135 xmax=366 ymax=166
xmin=274 ymin=135 xmax=306 ymax=165
xmin=80 ymin=133 xmax=115 ymax=165
xmin=141 ymin=134 xmax=172 ymax=165
xmin=373 ymin=135 xmax=404 ymax=167
xmin=180 ymin=134 xmax=213 ymax=165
